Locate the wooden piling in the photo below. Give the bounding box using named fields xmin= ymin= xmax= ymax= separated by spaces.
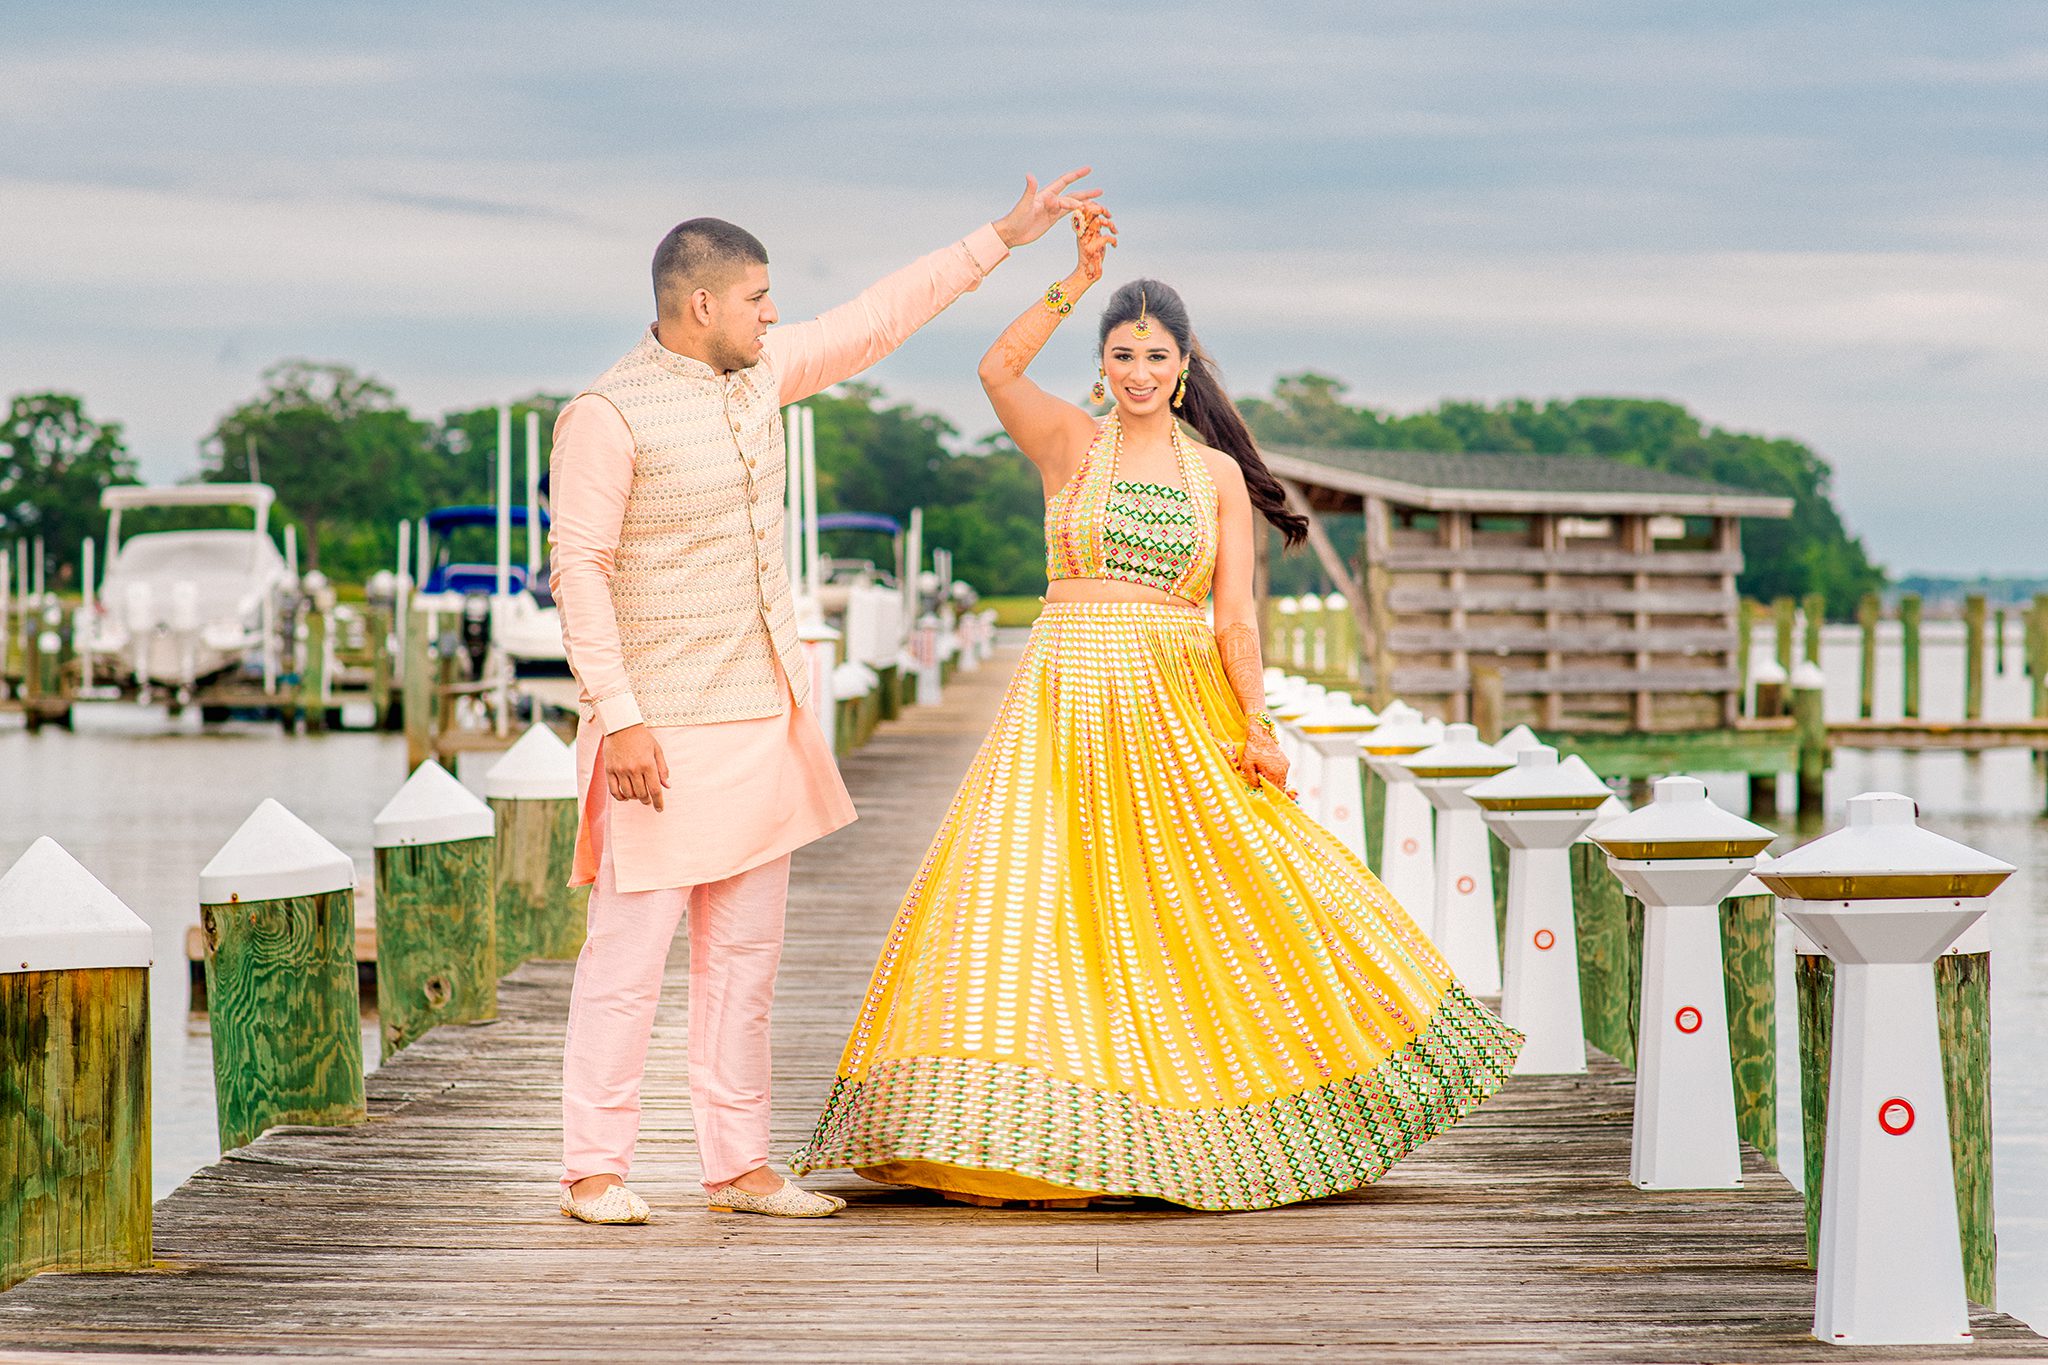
xmin=372 ymin=760 xmax=498 ymax=1059
xmin=482 ymin=726 xmax=588 ymax=976
xmin=197 ymin=800 xmax=366 ymax=1152
xmin=1802 ymin=592 xmax=1824 ymax=665
xmin=1964 ymin=594 xmax=1987 ymax=721
xmin=2035 ymin=595 xmax=2048 ymax=719
xmin=1794 ymin=676 xmax=1827 ymax=817
xmin=1720 ymin=890 xmax=1778 ymax=1162
xmin=1994 ymin=606 xmax=2007 ymax=676
xmin=875 ymin=663 xmax=902 ymax=721
xmin=367 ymin=603 xmax=395 ymax=729
xmin=1773 ymin=597 xmax=1796 ymax=672
xmin=1469 ymin=664 xmax=1504 ymax=743
xmin=1 ymin=839 xmax=152 ymax=1291
xmin=1796 ymin=942 xmax=1996 ymax=1307
xmin=1900 ymin=593 xmax=1922 ymax=719
xmin=1570 ymin=840 xmax=1636 ymax=1064
xmin=1490 ymin=833 xmax=1510 ymax=964
xmin=1362 ymin=762 xmax=1386 ymax=878
xmin=1936 ymin=946 xmax=1995 ymax=1308
xmin=303 ymin=604 xmax=330 ymax=734
xmin=402 ymin=605 xmax=434 ymax=771
xmin=1857 ymin=594 xmax=1879 ymax=719
xmin=1736 ymin=598 xmax=1757 ymax=695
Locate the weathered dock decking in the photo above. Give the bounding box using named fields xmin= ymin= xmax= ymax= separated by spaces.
xmin=0 ymin=649 xmax=2040 ymax=1363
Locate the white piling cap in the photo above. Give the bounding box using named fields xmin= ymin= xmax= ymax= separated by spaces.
xmin=1576 ymin=794 xmax=1633 ymax=845
xmin=1360 ymin=714 xmax=1443 ymax=756
xmin=1758 ymin=791 xmax=2014 ymax=899
xmin=482 ymin=725 xmax=578 ymax=801
xmin=1730 ymin=848 xmax=1774 ymax=899
xmin=0 ymin=837 xmax=151 ymax=974
xmin=1494 ymin=723 xmax=1543 ymax=754
xmin=1791 ymin=660 xmax=1826 ymax=690
xmin=1467 ymin=745 xmax=1614 ymax=806
xmin=199 ymin=799 xmax=355 ymax=905
xmin=1402 ymin=723 xmax=1511 ymax=778
xmin=373 ymin=760 xmax=495 ymax=848
xmin=1589 ymin=775 xmax=1776 ymax=858
xmin=1751 ymin=657 xmax=1789 ymax=685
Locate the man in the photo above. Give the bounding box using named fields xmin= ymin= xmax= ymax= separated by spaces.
xmin=550 ymin=168 xmax=1098 ymax=1222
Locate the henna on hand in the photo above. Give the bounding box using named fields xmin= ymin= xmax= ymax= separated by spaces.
xmin=1073 ymin=202 xmax=1116 ymax=282
xmin=1215 ymin=621 xmax=1266 ymax=715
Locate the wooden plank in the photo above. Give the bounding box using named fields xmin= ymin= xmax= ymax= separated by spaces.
xmin=1548 ymin=725 xmax=1801 ymax=779
xmin=0 ymin=648 xmax=2038 ymax=1362
xmin=1829 ymin=719 xmax=2048 ymax=751
xmin=1381 ymin=546 xmax=1743 ymax=575
xmin=1388 ymin=626 xmax=1734 ymax=655
xmin=1390 ymin=586 xmax=1735 ymax=615
xmin=1391 ymin=666 xmax=1739 ymax=696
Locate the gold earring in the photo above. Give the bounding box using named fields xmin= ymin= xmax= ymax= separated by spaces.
xmin=1091 ymin=371 xmax=1107 ymax=404
xmin=1172 ymin=368 xmax=1188 ymax=409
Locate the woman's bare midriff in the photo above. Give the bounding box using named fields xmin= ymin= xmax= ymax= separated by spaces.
xmin=1044 ymin=578 xmax=1196 ymax=608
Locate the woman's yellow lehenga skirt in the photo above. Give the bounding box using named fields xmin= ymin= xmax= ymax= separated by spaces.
xmin=792 ymin=601 xmax=1522 ymax=1210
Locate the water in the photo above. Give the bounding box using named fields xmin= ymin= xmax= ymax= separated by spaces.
xmin=1 ymin=622 xmax=2043 ymax=1327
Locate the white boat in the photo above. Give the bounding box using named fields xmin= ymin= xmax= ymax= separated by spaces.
xmin=88 ymin=484 xmax=294 ymax=692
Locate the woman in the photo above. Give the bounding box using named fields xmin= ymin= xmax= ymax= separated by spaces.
xmin=792 ymin=210 xmax=1522 ymax=1210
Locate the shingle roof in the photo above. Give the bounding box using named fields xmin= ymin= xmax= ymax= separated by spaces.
xmin=1260 ymin=445 xmax=1794 ymax=517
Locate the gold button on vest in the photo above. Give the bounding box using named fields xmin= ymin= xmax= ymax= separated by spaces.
xmin=582 ymin=329 xmax=810 ymax=726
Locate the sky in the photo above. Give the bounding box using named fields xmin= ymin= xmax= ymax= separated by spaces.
xmin=4 ymin=1 xmax=2045 ymax=575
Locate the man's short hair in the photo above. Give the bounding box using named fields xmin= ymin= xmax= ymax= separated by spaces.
xmin=652 ymin=218 xmax=768 ymax=308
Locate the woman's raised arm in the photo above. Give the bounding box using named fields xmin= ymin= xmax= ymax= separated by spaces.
xmin=977 ymin=205 xmax=1116 ymax=484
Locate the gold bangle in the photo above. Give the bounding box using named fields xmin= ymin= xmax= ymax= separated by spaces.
xmin=1043 ymin=280 xmax=1074 ymax=316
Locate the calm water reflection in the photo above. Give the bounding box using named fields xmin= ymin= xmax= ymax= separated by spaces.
xmin=0 ymin=622 xmax=2040 ymax=1327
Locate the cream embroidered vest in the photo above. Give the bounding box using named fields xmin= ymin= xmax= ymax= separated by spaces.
xmin=583 ymin=329 xmax=809 ymax=725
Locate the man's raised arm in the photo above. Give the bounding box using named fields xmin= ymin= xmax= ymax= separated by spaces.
xmin=766 ymin=168 xmax=1099 ymax=407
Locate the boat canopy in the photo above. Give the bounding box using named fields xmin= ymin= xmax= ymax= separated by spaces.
xmin=102 ymin=483 xmax=275 ymax=514
xmin=817 ymin=512 xmax=900 ymax=536
xmin=425 ymin=505 xmax=549 ymax=532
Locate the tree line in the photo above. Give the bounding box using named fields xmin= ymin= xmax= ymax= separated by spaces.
xmin=2 ymin=362 xmax=1881 ymax=612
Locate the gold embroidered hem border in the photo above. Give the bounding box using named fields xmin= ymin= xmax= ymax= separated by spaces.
xmin=792 ymin=984 xmax=1522 ymax=1211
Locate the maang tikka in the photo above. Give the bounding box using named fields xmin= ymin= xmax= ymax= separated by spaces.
xmin=1131 ymin=287 xmax=1153 ymax=340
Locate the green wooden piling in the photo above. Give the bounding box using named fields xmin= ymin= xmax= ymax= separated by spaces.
xmin=1 ymin=839 xmax=153 ymax=1292
xmin=1571 ymin=842 xmax=1636 ymax=1063
xmin=303 ymin=604 xmax=330 ymax=734
xmin=1964 ymin=594 xmax=1987 ymax=721
xmin=373 ymin=762 xmax=498 ymax=1059
xmin=1857 ymin=594 xmax=1879 ymax=719
xmin=1797 ymin=949 xmax=1832 ymax=1267
xmin=1363 ymin=763 xmax=1387 ymax=878
xmin=1936 ymin=950 xmax=1995 ymax=1308
xmin=1737 ymin=598 xmax=1757 ymax=695
xmin=1900 ymin=593 xmax=1923 ymax=719
xmin=1721 ymin=892 xmax=1778 ymax=1162
xmin=1795 ymin=679 xmax=1827 ymax=817
xmin=402 ymin=605 xmax=434 ymax=770
xmin=2034 ymin=596 xmax=2048 ymax=719
xmin=1802 ymin=592 xmax=1825 ymax=665
xmin=367 ymin=603 xmax=395 ymax=729
xmin=1773 ymin=597 xmax=1796 ymax=672
xmin=1797 ymin=948 xmax=1996 ymax=1307
xmin=197 ymin=801 xmax=366 ymax=1152
xmin=1995 ymin=607 xmax=2007 ymax=676
xmin=1491 ymin=833 xmax=1511 ymax=965
xmin=480 ymin=725 xmax=583 ymax=980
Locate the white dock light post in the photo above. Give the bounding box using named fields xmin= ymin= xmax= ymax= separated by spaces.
xmin=1295 ymin=696 xmax=1380 ymax=860
xmin=1404 ymin=724 xmax=1513 ymax=994
xmin=1762 ymin=793 xmax=2013 ymax=1346
xmin=1590 ymin=777 xmax=1774 ymax=1190
xmin=1289 ymin=691 xmax=1358 ymax=825
xmin=1362 ymin=712 xmax=1445 ymax=927
xmin=1469 ymin=746 xmax=1611 ymax=1073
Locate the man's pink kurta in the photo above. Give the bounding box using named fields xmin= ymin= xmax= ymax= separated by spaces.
xmin=549 ymin=225 xmax=1009 ymax=893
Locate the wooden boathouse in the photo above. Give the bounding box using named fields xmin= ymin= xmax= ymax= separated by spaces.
xmin=1260 ymin=446 xmax=1799 ymax=778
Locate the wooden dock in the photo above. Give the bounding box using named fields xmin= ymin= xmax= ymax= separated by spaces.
xmin=0 ymin=649 xmax=2040 ymax=1362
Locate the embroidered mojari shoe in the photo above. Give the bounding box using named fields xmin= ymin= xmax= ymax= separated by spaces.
xmin=559 ymin=1183 xmax=651 ymax=1225
xmin=706 ymin=1180 xmax=845 ymax=1218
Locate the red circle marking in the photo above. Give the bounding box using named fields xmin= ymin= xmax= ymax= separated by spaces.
xmin=1878 ymin=1098 xmax=1915 ymax=1136
xmin=1333 ymin=805 xmax=1350 ymax=820
xmin=1401 ymin=837 xmax=1420 ymax=856
xmin=1456 ymin=875 xmax=1477 ymax=896
xmin=1675 ymin=1007 xmax=1703 ymax=1034
xmin=1533 ymin=929 xmax=1556 ymax=951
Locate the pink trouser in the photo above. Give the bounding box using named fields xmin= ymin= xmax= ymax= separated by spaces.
xmin=560 ymin=798 xmax=790 ymax=1192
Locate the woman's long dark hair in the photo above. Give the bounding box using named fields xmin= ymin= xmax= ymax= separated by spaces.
xmin=1098 ymin=279 xmax=1308 ymax=547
